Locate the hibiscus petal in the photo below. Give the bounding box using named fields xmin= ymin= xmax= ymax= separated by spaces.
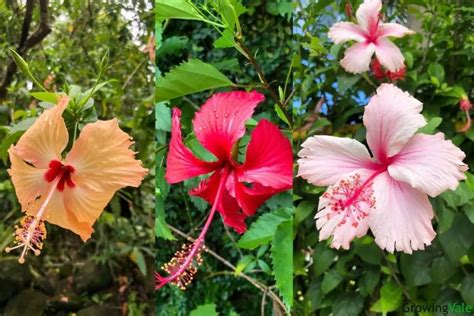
xmin=328 ymin=22 xmax=367 ymax=44
xmin=378 ymin=22 xmax=415 ymax=38
xmin=8 ymin=147 xmax=47 ymax=207
xmin=231 ymin=175 xmax=280 ymax=217
xmin=238 ymin=119 xmax=292 ymax=189
xmin=388 ymin=133 xmax=467 ymax=197
xmin=66 ymin=119 xmax=147 ymax=190
xmin=340 ymin=42 xmax=376 ymax=74
xmin=369 ymin=172 xmax=435 ymax=254
xmin=190 ymin=171 xmax=247 ymax=233
xmin=14 ymin=96 xmax=69 ymax=168
xmin=26 ymin=189 xmax=94 ymax=241
xmin=193 ymin=91 xmax=264 ymax=161
xmin=62 ymin=182 xmax=116 ymax=236
xmin=374 ymin=38 xmax=405 ymax=72
xmin=297 ymin=135 xmax=376 ymax=186
xmin=316 ymin=171 xmax=374 ymax=250
xmin=356 ymin=0 xmax=382 ymax=31
xmin=363 ymin=84 xmax=426 ymax=163
xmin=166 ymin=108 xmax=220 ymax=183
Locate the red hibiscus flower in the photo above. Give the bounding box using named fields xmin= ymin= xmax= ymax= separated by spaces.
xmin=156 ymin=90 xmax=293 ymax=290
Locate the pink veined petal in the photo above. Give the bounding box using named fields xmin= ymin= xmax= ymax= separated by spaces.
xmin=238 ymin=119 xmax=293 ymax=189
xmin=297 ymin=135 xmax=377 ymax=186
xmin=369 ymin=172 xmax=436 ymax=254
xmin=192 ymin=91 xmax=264 ymax=161
xmin=388 ymin=133 xmax=467 ymax=197
xmin=363 ymin=84 xmax=426 ymax=163
xmin=190 ymin=170 xmax=247 ymax=234
xmin=374 ymin=38 xmax=405 ymax=72
xmin=328 ymin=22 xmax=367 ymax=44
xmin=356 ymin=0 xmax=382 ymax=31
xmin=165 ymin=108 xmax=220 ymax=184
xmin=340 ymin=42 xmax=376 ymax=74
xmin=316 ymin=170 xmax=375 ymax=250
xmin=378 ymin=22 xmax=415 ymax=38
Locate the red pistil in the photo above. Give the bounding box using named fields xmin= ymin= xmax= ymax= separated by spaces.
xmin=44 ymin=160 xmax=75 ymax=191
xmin=365 ymin=16 xmax=381 ymax=44
xmin=155 ymin=168 xmax=229 ymax=290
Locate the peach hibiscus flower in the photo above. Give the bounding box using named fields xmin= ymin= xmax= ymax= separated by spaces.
xmin=6 ymin=96 xmax=147 ymax=263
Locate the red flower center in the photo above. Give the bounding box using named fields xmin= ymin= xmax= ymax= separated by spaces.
xmin=44 ymin=160 xmax=76 ymax=192
xmin=365 ymin=15 xmax=382 ymax=44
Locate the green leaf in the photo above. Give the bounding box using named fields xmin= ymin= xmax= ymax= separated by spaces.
xmin=234 ymin=255 xmax=254 ymax=275
xmin=428 ymin=63 xmax=445 ymax=83
xmin=461 ymin=274 xmax=474 ymax=306
xmin=439 ymin=214 xmax=474 ymax=263
xmin=302 ymin=36 xmax=327 ymax=57
xmin=359 ymin=266 xmax=380 ymax=296
xmin=155 ymin=103 xmax=171 ymax=132
xmin=430 ymin=256 xmax=456 ymax=284
xmin=156 ymin=0 xmax=204 ymax=21
xmin=157 ymin=36 xmax=189 ymax=58
xmin=321 ymin=269 xmax=343 ymax=294
xmin=237 ymin=208 xmax=291 ymax=249
xmin=266 ymin=1 xmax=293 ymax=16
xmin=332 ymin=293 xmax=364 ymax=316
xmin=214 ymin=29 xmax=235 ymax=48
xmin=355 ymin=237 xmax=382 ymax=265
xmin=189 ymin=304 xmax=218 ymax=316
xmin=271 ymin=220 xmax=293 ymax=308
xmin=8 ymin=48 xmax=46 ymax=91
xmin=129 ymin=247 xmax=147 ymax=276
xmin=156 ymin=59 xmax=234 ymax=102
xmin=400 ymin=251 xmax=432 ymax=286
xmin=370 ymin=281 xmax=403 ymax=313
xmin=29 ymin=92 xmax=60 ymax=103
xmin=294 ymin=200 xmax=315 ymax=228
xmin=418 ymin=117 xmax=442 ymax=134
xmin=337 ymin=75 xmax=360 ymax=94
xmin=313 ymin=243 xmax=336 ymax=277
xmin=274 ymin=103 xmax=291 ymax=127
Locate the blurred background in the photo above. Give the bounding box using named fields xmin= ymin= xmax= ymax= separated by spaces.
xmin=0 ymin=1 xmax=155 ymax=315
xmin=293 ymin=0 xmax=474 ymax=315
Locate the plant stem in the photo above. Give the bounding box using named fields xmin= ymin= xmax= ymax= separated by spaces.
xmin=234 ymin=36 xmax=285 ymax=109
xmin=167 ymin=224 xmax=287 ymax=314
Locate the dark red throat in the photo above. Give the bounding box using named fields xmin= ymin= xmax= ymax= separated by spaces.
xmin=44 ymin=160 xmax=76 ymax=191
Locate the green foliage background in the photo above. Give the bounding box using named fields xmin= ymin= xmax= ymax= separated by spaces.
xmin=293 ymin=0 xmax=474 ymax=315
xmin=155 ymin=0 xmax=294 ymax=315
xmin=0 ymin=1 xmax=155 ymax=315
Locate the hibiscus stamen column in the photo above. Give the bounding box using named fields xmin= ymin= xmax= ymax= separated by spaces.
xmin=155 ymin=168 xmax=229 ymax=290
xmin=5 ymin=179 xmax=59 ymax=263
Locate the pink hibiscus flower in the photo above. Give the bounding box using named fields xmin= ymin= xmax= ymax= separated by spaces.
xmin=297 ymin=84 xmax=467 ymax=254
xmin=328 ymin=0 xmax=414 ymax=74
xmin=156 ymin=90 xmax=293 ymax=289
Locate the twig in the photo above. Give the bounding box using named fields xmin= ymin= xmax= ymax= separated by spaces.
xmin=382 ymin=252 xmax=412 ymax=301
xmin=234 ymin=36 xmax=284 ymax=109
xmin=121 ymin=58 xmax=147 ymax=90
xmin=0 ymin=0 xmax=52 ymax=99
xmin=221 ymin=217 xmax=243 ymax=258
xmin=167 ymin=224 xmax=287 ymax=313
xmin=261 ymin=286 xmax=268 ymax=316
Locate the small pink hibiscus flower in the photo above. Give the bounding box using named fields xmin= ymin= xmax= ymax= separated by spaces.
xmin=297 ymin=84 xmax=467 ymax=254
xmin=156 ymin=90 xmax=293 ymax=289
xmin=328 ymin=0 xmax=414 ymax=74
